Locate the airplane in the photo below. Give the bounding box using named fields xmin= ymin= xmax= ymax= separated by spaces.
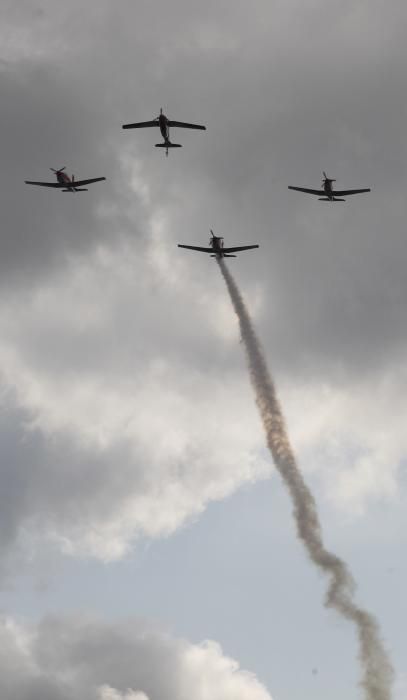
xmin=122 ymin=108 xmax=206 ymax=156
xmin=178 ymin=230 xmax=259 ymax=258
xmin=25 ymin=167 xmax=106 ymax=192
xmin=288 ymin=172 xmax=370 ymax=201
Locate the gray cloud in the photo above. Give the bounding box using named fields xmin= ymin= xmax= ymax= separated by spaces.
xmin=0 ymin=64 xmax=119 ymax=286
xmin=0 ymin=615 xmax=274 ymax=700
xmin=0 ymin=5 xmax=404 ymax=694
xmin=0 ymin=0 xmax=405 ymax=580
xmin=1 ymin=0 xmax=407 ymax=376
xmin=0 ymin=265 xmax=269 ymax=568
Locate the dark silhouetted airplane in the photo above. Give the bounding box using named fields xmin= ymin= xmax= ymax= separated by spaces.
xmin=178 ymin=230 xmax=259 ymax=258
xmin=122 ymin=108 xmax=206 ymax=156
xmin=25 ymin=167 xmax=106 ymax=192
xmin=288 ymin=172 xmax=370 ymax=201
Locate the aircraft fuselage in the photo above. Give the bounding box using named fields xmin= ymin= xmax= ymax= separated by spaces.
xmin=158 ymin=113 xmax=170 ymax=143
xmin=321 ymin=178 xmax=346 ymax=202
xmin=56 ymin=171 xmax=72 ymax=186
xmin=56 ymin=171 xmax=78 ymax=192
xmin=323 ymin=179 xmax=334 ymax=198
xmin=210 ymin=235 xmax=226 ymax=257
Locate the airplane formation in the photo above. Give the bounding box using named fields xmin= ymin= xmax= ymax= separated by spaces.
xmin=24 ymin=107 xmax=372 ymax=257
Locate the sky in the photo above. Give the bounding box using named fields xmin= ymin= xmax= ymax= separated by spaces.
xmin=0 ymin=1 xmax=405 ymax=699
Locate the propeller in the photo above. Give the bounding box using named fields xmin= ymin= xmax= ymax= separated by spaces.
xmin=322 ymin=171 xmax=335 ymax=183
xmin=209 ymin=230 xmax=223 ymax=245
xmin=50 ymin=167 xmax=66 ymax=174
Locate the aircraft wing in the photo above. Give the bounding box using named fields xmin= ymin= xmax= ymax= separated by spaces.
xmin=25 ymin=180 xmax=63 ymax=188
xmin=25 ymin=177 xmax=105 ymax=188
xmin=333 ymin=188 xmax=371 ymax=196
xmin=178 ymin=244 xmax=213 ymax=253
xmin=288 ymin=186 xmax=324 ymax=196
xmin=168 ymin=121 xmax=206 ymax=130
xmin=223 ymin=245 xmax=259 ymax=253
xmin=122 ymin=120 xmax=158 ymax=129
xmin=71 ymin=177 xmax=106 ymax=187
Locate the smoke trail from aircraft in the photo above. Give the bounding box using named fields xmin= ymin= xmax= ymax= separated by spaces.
xmin=217 ymin=259 xmax=393 ymax=700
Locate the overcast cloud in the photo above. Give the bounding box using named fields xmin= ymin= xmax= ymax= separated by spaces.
xmin=0 ymin=0 xmax=405 ymax=697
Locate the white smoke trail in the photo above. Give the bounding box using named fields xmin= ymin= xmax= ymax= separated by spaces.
xmin=218 ymin=258 xmax=394 ymax=700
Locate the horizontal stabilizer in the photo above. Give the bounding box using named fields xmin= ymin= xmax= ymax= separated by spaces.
xmin=318 ymin=197 xmax=345 ymax=202
xmin=155 ymin=143 xmax=182 ymax=148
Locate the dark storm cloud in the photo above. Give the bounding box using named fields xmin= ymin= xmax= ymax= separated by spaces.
xmin=3 ymin=0 xmax=407 ymax=378
xmin=0 ymin=64 xmax=126 ymax=288
xmin=93 ymin=0 xmax=407 ymax=381
xmin=0 ymin=48 xmax=153 ymax=290
xmin=93 ymin=0 xmax=407 ymax=380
